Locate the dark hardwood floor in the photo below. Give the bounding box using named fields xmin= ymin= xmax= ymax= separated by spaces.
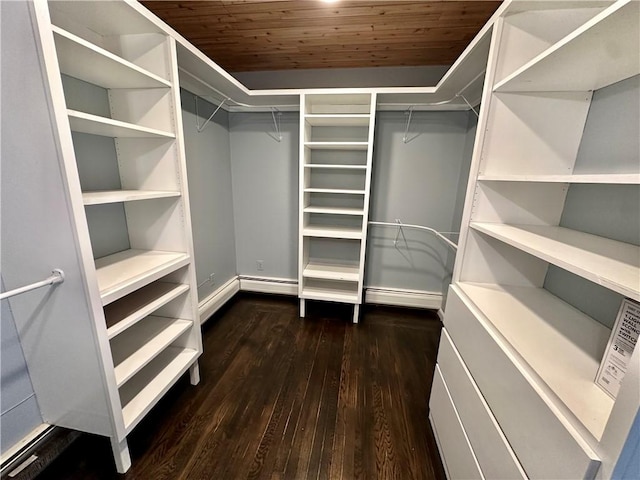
xmin=37 ymin=294 xmax=446 ymax=479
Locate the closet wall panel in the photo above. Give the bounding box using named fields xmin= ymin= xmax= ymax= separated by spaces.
xmin=180 ymin=90 xmax=236 ymax=302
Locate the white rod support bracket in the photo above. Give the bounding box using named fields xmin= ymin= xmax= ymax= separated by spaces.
xmin=403 ymin=107 xmax=414 ymax=143
xmin=0 ymin=269 xmax=65 ymax=301
xmin=457 ymin=94 xmax=479 ymax=118
xmin=196 ymin=96 xmax=229 ymax=132
xmin=271 ymin=108 xmax=282 ymax=142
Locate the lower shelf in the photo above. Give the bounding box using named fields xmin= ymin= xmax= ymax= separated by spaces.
xmin=457 ymin=282 xmax=614 ymax=439
xmin=303 ymin=262 xmax=360 ymax=282
xmin=111 ymin=316 xmax=193 ymax=387
xmin=105 ymin=282 xmax=190 ymax=339
xmin=119 ymin=346 xmax=198 ymax=434
xmin=301 ymin=278 xmax=359 ymax=304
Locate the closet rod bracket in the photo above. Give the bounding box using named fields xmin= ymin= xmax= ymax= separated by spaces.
xmin=196 ymin=96 xmax=229 ymax=132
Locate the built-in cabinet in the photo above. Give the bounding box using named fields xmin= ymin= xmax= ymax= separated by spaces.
xmin=29 ymin=0 xmax=202 ymax=472
xmin=298 ymin=93 xmax=377 ymax=323
xmin=432 ymin=1 xmax=640 ymax=478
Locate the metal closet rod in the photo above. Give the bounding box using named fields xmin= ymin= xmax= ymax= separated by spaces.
xmin=368 ymin=220 xmax=458 ymax=251
xmin=179 ymin=67 xmax=484 ymax=113
xmin=0 ymin=270 xmax=65 ymax=301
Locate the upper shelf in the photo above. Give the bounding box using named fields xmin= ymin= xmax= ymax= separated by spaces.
xmin=495 ymin=1 xmax=640 ymax=92
xmin=470 ymin=223 xmax=640 ymax=301
xmin=83 ymin=190 xmax=180 ymax=206
xmin=305 ymin=114 xmax=370 ymax=127
xmin=304 ymin=142 xmax=369 ymax=151
xmin=52 ymin=26 xmax=171 ymax=90
xmin=478 ymin=174 xmax=640 ymax=184
xmin=68 ymin=110 xmax=175 ymax=139
xmin=304 ymin=164 xmax=367 ymax=170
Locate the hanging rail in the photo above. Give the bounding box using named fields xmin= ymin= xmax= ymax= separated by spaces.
xmin=368 ymin=220 xmax=458 ymax=251
xmin=0 ymin=270 xmax=65 ymax=301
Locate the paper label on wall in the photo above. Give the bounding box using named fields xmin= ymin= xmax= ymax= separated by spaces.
xmin=596 ymin=298 xmax=640 ymax=399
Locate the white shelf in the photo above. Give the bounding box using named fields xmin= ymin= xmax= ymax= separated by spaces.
xmin=478 ymin=174 xmax=640 ymax=184
xmin=458 ymin=282 xmax=614 ymax=439
xmin=67 ymin=110 xmax=175 ymax=139
xmin=304 ymin=142 xmax=369 ymax=151
xmin=300 ymin=286 xmax=359 ymax=304
xmin=105 ymin=282 xmax=189 ymax=339
xmin=304 ymin=188 xmax=366 ymax=195
xmin=470 ymin=223 xmax=640 ymax=301
xmin=303 ymin=225 xmax=362 ymax=240
xmin=303 ymin=206 xmax=364 ymax=216
xmin=304 ymin=114 xmax=370 ymax=126
xmin=119 ymin=346 xmax=198 ymax=434
xmin=304 ymin=164 xmax=367 ymax=170
xmin=52 ymin=26 xmax=171 ymax=89
xmin=111 ymin=316 xmax=192 ymax=387
xmin=95 ymin=249 xmax=191 ymax=306
xmin=83 ymin=190 xmax=180 ymax=205
xmin=303 ymin=262 xmax=360 ymax=282
xmin=495 ymin=1 xmax=639 ymax=92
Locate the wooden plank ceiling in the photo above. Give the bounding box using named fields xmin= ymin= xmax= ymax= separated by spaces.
xmin=141 ymin=1 xmax=502 ymax=72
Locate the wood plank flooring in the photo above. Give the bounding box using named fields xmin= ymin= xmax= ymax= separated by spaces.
xmin=37 ymin=294 xmax=446 ymax=479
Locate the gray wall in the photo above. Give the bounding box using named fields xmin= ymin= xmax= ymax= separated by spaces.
xmin=1 ymin=293 xmax=42 ymax=454
xmin=229 ymin=112 xmax=300 ymax=278
xmin=226 ymin=109 xmax=475 ymax=292
xmin=62 ymin=75 xmax=130 ymax=259
xmin=544 ymin=75 xmax=640 ymax=329
xmin=181 ymin=91 xmax=237 ymax=301
xmin=366 ymin=110 xmax=474 ymax=293
xmin=232 ymin=65 xmax=449 ymax=90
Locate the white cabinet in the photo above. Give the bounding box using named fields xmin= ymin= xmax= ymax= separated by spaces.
xmin=298 ymin=93 xmax=376 ymax=322
xmin=29 ymin=0 xmax=202 ymax=472
xmin=437 ymin=1 xmax=639 ymax=479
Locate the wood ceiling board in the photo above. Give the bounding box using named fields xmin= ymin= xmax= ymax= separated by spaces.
xmin=142 ymin=1 xmax=502 ymax=72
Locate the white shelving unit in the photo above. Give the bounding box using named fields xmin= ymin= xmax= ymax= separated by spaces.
xmin=29 ymin=0 xmax=203 ymax=473
xmin=298 ymin=93 xmax=377 ymax=323
xmin=432 ymin=1 xmax=640 ymax=479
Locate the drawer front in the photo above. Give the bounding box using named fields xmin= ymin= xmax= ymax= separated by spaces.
xmin=430 ymin=365 xmax=484 ymax=480
xmin=438 ymin=329 xmax=527 ymax=480
xmin=445 ymin=284 xmax=600 ymax=480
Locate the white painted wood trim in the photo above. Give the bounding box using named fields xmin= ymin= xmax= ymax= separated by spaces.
xmin=237 ymin=276 xmax=444 ymax=311
xmin=198 ymin=276 xmax=240 ymax=325
xmin=239 ymin=277 xmax=298 ymax=296
xmin=0 ymin=424 xmax=53 ymax=471
xmin=365 ymin=287 xmax=443 ymax=310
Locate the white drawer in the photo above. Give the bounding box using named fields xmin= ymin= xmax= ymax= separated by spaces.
xmin=430 ymin=365 xmax=484 ymax=480
xmin=438 ymin=329 xmax=527 ymax=480
xmin=444 ymin=284 xmax=600 ymax=480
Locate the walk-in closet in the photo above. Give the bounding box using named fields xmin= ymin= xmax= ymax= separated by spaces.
xmin=1 ymin=1 xmax=638 ymax=479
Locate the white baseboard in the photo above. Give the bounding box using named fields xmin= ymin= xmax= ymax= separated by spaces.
xmin=437 ymin=308 xmax=445 ymax=322
xmin=0 ymin=423 xmax=53 ymax=474
xmin=365 ymin=287 xmax=442 ymax=310
xmin=238 ymin=276 xmax=298 ymax=295
xmin=198 ymin=276 xmax=240 ymax=325
xmin=235 ymin=276 xmax=442 ymax=310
